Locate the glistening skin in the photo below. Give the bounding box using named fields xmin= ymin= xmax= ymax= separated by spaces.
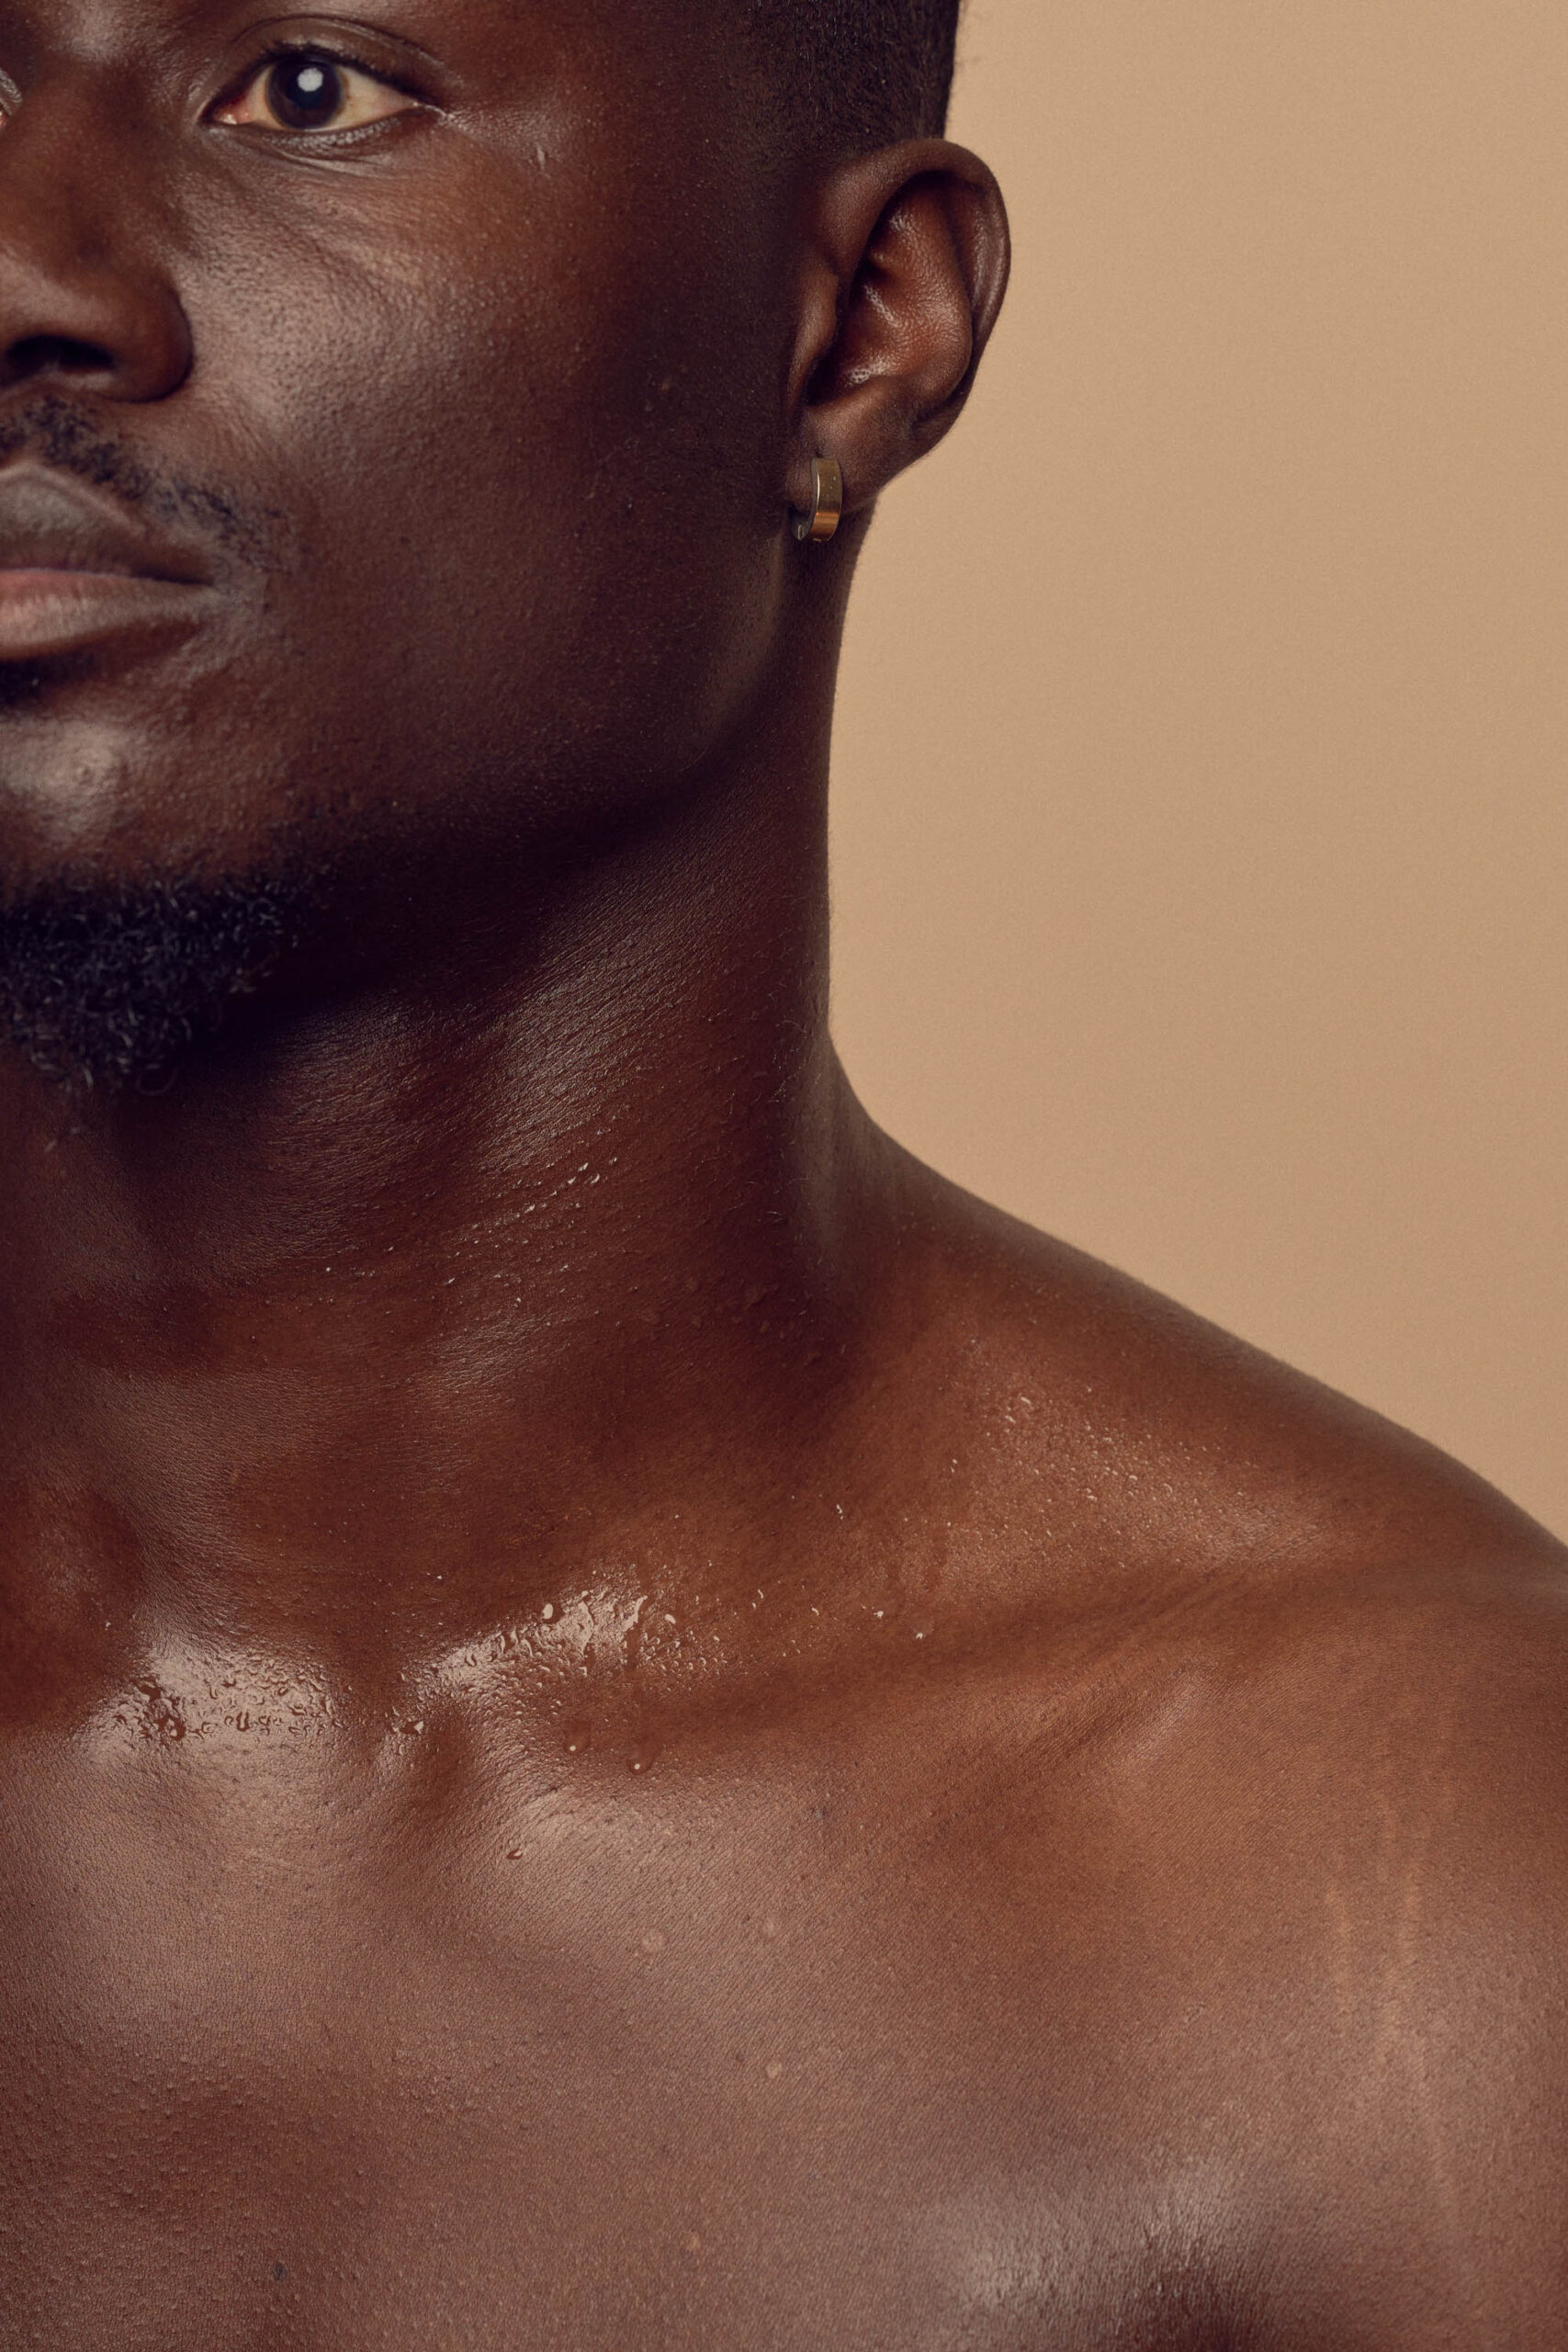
xmin=0 ymin=4 xmax=1564 ymax=2347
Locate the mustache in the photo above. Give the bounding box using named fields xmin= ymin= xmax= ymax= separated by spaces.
xmin=0 ymin=392 xmax=286 ymax=569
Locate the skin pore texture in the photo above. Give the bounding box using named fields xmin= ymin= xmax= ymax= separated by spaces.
xmin=0 ymin=3 xmax=1564 ymax=2346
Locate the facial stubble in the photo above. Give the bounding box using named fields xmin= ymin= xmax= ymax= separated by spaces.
xmin=0 ymin=398 xmax=312 ymax=1091
xmin=0 ymin=868 xmax=310 ymax=1091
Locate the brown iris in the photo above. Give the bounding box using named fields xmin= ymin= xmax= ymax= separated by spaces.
xmin=264 ymin=56 xmax=344 ymax=130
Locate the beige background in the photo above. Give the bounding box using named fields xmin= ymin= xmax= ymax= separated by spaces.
xmin=829 ymin=0 xmax=1568 ymax=1537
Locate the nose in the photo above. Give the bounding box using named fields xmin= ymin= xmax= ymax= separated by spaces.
xmin=0 ymin=84 xmax=193 ymax=402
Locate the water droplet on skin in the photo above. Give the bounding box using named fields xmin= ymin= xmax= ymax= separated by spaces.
xmin=542 ymin=1603 xmax=557 ymax=1623
xmin=563 ymin=1717 xmax=592 ymax=1756
xmin=629 ymin=1735 xmax=663 ymax=1775
xmin=506 ymin=1847 xmax=525 ymax=1861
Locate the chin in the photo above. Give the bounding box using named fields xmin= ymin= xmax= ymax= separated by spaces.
xmin=0 ymin=859 xmax=317 ymax=1094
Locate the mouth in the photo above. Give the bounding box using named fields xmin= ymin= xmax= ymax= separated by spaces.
xmin=0 ymin=569 xmax=216 ymax=663
xmin=0 ymin=465 xmax=217 ymax=663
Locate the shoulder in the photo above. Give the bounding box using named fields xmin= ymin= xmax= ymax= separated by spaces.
xmin=870 ymin=1141 xmax=1568 ymax=1907
xmin=869 ymin=1140 xmax=1568 ymax=1980
xmin=1117 ymin=1544 xmax=1568 ymax=1958
xmin=1149 ymin=1557 xmax=1568 ymax=2339
xmin=912 ymin=1544 xmax=1568 ymax=2338
xmin=919 ymin=1152 xmax=1568 ymax=2048
xmin=871 ymin=1155 xmax=1568 ymax=2334
xmin=872 ymin=1143 xmax=1561 ymax=1596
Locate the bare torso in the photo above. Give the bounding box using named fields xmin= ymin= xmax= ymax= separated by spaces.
xmin=5 ymin=1168 xmax=1563 ymax=2350
xmin=1 ymin=0 xmax=1554 ymax=2335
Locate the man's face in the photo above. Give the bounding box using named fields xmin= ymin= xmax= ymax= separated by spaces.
xmin=0 ymin=0 xmax=796 ymax=918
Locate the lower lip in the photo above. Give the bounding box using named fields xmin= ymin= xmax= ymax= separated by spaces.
xmin=0 ymin=569 xmax=212 ymax=661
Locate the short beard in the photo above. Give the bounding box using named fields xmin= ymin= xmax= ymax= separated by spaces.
xmin=0 ymin=870 xmax=310 ymax=1092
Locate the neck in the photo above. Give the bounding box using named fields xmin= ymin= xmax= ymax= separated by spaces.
xmin=0 ymin=737 xmax=897 ymax=1696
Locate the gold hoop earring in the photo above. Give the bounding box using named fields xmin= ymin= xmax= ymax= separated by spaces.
xmin=793 ymin=457 xmax=844 ymax=545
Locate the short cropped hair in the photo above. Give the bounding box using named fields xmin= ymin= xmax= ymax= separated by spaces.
xmin=753 ymin=0 xmax=964 ymax=153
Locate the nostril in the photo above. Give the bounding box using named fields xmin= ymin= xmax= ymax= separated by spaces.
xmin=4 ymin=332 xmax=116 ymax=384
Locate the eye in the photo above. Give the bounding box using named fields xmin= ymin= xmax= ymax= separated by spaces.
xmin=212 ymin=51 xmax=417 ymax=135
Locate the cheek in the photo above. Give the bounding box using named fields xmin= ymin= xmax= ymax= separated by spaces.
xmin=0 ymin=119 xmax=795 ymax=895
xmin=190 ymin=183 xmax=789 ymax=846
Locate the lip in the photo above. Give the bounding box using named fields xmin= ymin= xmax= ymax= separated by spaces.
xmin=0 ymin=464 xmax=216 ymax=662
xmin=0 ymin=569 xmax=213 ymax=662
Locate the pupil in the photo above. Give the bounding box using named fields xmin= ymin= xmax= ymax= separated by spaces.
xmin=267 ymin=57 xmax=343 ymax=129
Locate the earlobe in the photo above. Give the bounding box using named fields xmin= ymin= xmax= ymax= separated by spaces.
xmin=785 ymin=139 xmax=1010 ymax=527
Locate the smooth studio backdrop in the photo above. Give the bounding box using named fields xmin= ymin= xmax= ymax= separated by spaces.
xmin=830 ymin=0 xmax=1568 ymax=1536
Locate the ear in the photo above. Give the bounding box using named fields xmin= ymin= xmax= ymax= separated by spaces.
xmin=784 ymin=140 xmax=1011 ymax=529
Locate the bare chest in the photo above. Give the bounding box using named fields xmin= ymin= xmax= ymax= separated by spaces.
xmin=0 ymin=2006 xmax=1240 ymax=2352
xmin=0 ymin=1784 xmax=1245 ymax=2352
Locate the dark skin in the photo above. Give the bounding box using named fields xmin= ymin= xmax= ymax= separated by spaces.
xmin=0 ymin=0 xmax=1564 ymax=2344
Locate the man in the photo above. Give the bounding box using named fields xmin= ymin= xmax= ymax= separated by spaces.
xmin=0 ymin=0 xmax=1562 ymax=2342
